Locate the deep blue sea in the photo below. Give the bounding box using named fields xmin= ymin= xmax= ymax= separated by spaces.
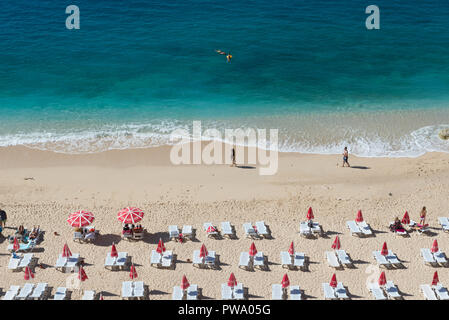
xmin=1 ymin=0 xmax=449 ymax=156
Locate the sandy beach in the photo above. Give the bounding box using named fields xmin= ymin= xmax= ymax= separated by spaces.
xmin=1 ymin=145 xmax=449 ymax=300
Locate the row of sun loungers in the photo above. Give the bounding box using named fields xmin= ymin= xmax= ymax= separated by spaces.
xmin=326 ymin=250 xmax=354 ymax=269
xmin=346 ymin=220 xmax=373 ymax=237
xmin=150 ymin=250 xmax=174 ymax=269
xmin=368 ymin=281 xmax=402 ymax=300
xmin=420 ymin=248 xmax=448 ymax=267
xmin=421 ymin=284 xmax=449 ymax=300
xmin=238 ymin=252 xmax=267 ymax=271
xmin=272 ymin=284 xmax=302 ymax=300
xmin=280 ymin=251 xmax=305 ymax=270
xmin=322 ymin=282 xmax=349 ymax=300
xmin=122 ymin=281 xmax=146 ymax=300
xmin=299 ymin=221 xmax=323 ymax=238
xmin=372 ymin=250 xmax=403 ymax=269
xmin=104 ymin=252 xmax=131 ymax=270
xmin=8 ymin=253 xmax=35 ymax=272
xmin=172 ymin=285 xmax=199 ymax=300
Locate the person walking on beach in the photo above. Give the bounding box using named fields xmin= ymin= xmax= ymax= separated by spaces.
xmin=420 ymin=206 xmax=427 ymax=225
xmin=0 ymin=208 xmax=7 ymax=228
xmin=231 ymin=146 xmax=236 ymax=167
xmin=342 ymin=147 xmax=350 ymax=167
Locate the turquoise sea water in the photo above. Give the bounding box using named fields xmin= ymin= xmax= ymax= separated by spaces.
xmin=0 ymin=0 xmax=449 ymax=156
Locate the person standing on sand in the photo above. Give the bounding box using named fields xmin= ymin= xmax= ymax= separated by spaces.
xmin=420 ymin=206 xmax=427 ymax=225
xmin=342 ymin=147 xmax=350 ymax=167
xmin=0 ymin=208 xmax=7 ymax=228
xmin=231 ymin=146 xmax=236 ymax=167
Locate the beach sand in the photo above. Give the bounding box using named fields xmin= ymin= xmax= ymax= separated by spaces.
xmin=1 ymin=145 xmax=449 ymax=300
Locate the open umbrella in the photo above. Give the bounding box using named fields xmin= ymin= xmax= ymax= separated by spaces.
xmin=157 ymin=238 xmax=166 ymax=254
xmin=207 ymin=226 xmax=216 ymax=233
xmin=381 ymin=242 xmax=388 ymax=256
xmin=402 ymin=211 xmax=410 ymax=225
xmin=331 ymin=236 xmax=341 ymax=250
xmin=24 ymin=266 xmax=34 ymax=280
xmin=356 ymin=210 xmax=364 ymax=223
xmin=110 ymin=243 xmax=118 ymax=258
xmin=378 ymin=271 xmax=386 ymax=286
xmin=431 ymin=240 xmax=439 ymax=254
xmin=13 ymin=237 xmax=19 ymax=252
xmin=181 ymin=275 xmax=190 ymax=290
xmin=228 ymin=273 xmax=237 ymax=288
xmin=432 ymin=271 xmax=439 ymax=286
xmin=78 ymin=265 xmax=88 ymax=281
xmin=62 ymin=243 xmax=72 ymax=258
xmin=117 ymin=207 xmax=144 ymax=224
xmin=329 ymin=274 xmax=337 ymax=288
xmin=129 ymin=264 xmax=138 ymax=279
xmin=249 ymin=242 xmax=258 ymax=257
xmin=281 ymin=274 xmax=290 ymax=288
xmin=288 ymin=241 xmax=295 ymax=256
xmin=307 ymin=207 xmax=314 ymax=220
xmin=67 ymin=210 xmax=94 ymax=227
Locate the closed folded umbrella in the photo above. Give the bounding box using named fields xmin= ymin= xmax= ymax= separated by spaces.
xmin=110 ymin=243 xmax=118 ymax=258
xmin=249 ymin=242 xmax=258 ymax=257
xmin=378 ymin=271 xmax=386 ymax=286
xmin=432 ymin=271 xmax=439 ymax=286
xmin=307 ymin=207 xmax=314 ymax=220
xmin=62 ymin=243 xmax=72 ymax=258
xmin=381 ymin=242 xmax=388 ymax=256
xmin=13 ymin=237 xmax=19 ymax=252
xmin=331 ymin=236 xmax=341 ymax=250
xmin=129 ymin=264 xmax=138 ymax=279
xmin=157 ymin=238 xmax=166 ymax=254
xmin=24 ymin=266 xmax=34 ymax=280
xmin=288 ymin=241 xmax=294 ymax=256
xmin=228 ymin=273 xmax=237 ymax=288
xmin=181 ymin=275 xmax=190 ymax=291
xmin=329 ymin=274 xmax=337 ymax=288
xmin=281 ymin=274 xmax=290 ymax=288
xmin=356 ymin=210 xmax=364 ymax=222
xmin=402 ymin=211 xmax=410 ymax=225
xmin=431 ymin=240 xmax=439 ymax=254
xmin=78 ymin=265 xmax=88 ymax=282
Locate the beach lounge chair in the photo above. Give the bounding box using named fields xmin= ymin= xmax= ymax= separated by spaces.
xmin=421 ymin=284 xmax=438 ymax=300
xmin=16 ymin=283 xmax=34 ymax=300
xmin=161 ymin=250 xmax=174 ymax=268
xmin=294 ymin=252 xmax=306 ymax=270
xmin=243 ymin=223 xmax=258 ymax=239
xmin=133 ymin=281 xmax=145 ymax=299
xmin=373 ymin=251 xmax=392 ymax=269
xmin=255 ymin=221 xmax=270 ymax=238
xmin=290 ymin=286 xmax=302 ymax=300
xmin=239 ymin=252 xmax=251 ymax=270
xmin=204 ymin=222 xmax=219 ymax=238
xmin=346 ymin=221 xmax=362 ymax=237
xmin=82 ymin=290 xmax=96 ymax=300
xmin=272 ymin=284 xmax=284 ymax=300
xmin=172 ymin=286 xmax=184 ymax=300
xmin=357 ymin=221 xmax=373 ymax=236
xmin=18 ymin=253 xmax=34 ymax=270
xmin=385 ymin=281 xmax=401 ymax=299
xmin=7 ymin=239 xmax=37 ymax=252
xmin=168 ymin=225 xmax=179 ymax=241
xmin=336 ymin=249 xmax=354 ymax=268
xmin=104 ymin=252 xmax=117 ymax=270
xmin=182 ymin=225 xmax=193 ymax=240
xmin=221 ymin=284 xmax=233 ymax=300
xmin=205 ymin=251 xmax=217 ymax=268
xmin=433 ymin=251 xmax=448 ymax=267
xmin=438 ymin=217 xmax=449 ymax=233
xmin=281 ymin=251 xmax=293 ymax=269
xmin=65 ymin=253 xmax=80 ymax=272
xmin=116 ymin=252 xmax=129 ymax=270
xmin=55 ymin=254 xmax=68 ymax=271
xmin=322 ymin=283 xmax=337 ymax=300
xmin=2 ymin=285 xmax=20 ymax=300
xmin=386 ymin=250 xmax=403 ymax=268
xmin=150 ymin=250 xmax=162 ymax=267
xmin=8 ymin=255 xmax=21 ymax=271
xmin=311 ymin=222 xmax=323 ymax=236
xmin=187 ymin=284 xmax=198 ymax=300
xmin=234 ymin=283 xmax=245 ymax=300
xmin=221 ymin=222 xmax=235 ymax=238
xmin=53 ymin=287 xmax=67 ymax=300
xmin=335 ymin=282 xmax=349 ymax=299
xmin=192 ymin=250 xmax=204 ymax=268
xmin=29 ymin=283 xmax=48 ymax=300
xmin=253 ymin=252 xmax=266 ymax=270
xmin=299 ymin=222 xmax=312 ymax=238
xmin=326 ymin=251 xmax=341 ymax=269
xmin=369 ymin=283 xmax=387 ymax=300
xmin=121 ymin=281 xmax=133 ymax=299
xmin=433 ymin=284 xmax=449 ymax=300
xmin=421 ymin=248 xmax=438 ymax=267
xmin=73 ymin=232 xmax=83 ymax=242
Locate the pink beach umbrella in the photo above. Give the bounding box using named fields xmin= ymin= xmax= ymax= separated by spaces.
xmin=199 ymin=244 xmax=208 ymax=259
xmin=117 ymin=207 xmax=144 ymax=224
xmin=156 ymin=238 xmax=166 ymax=254
xmin=432 ymin=271 xmax=440 ymax=286
xmin=78 ymin=265 xmax=88 ymax=282
xmin=24 ymin=266 xmax=34 ymax=280
xmin=307 ymin=207 xmax=314 ymax=220
xmin=288 ymin=241 xmax=295 ymax=256
xmin=67 ymin=210 xmax=94 ymax=227
xmin=62 ymin=243 xmax=72 ymax=258
xmin=129 ymin=264 xmax=138 ymax=280
xmin=381 ymin=242 xmax=388 ymax=256
xmin=329 ymin=274 xmax=337 ymax=288
xmin=281 ymin=274 xmax=290 ymax=289
xmin=431 ymin=240 xmax=439 ymax=254
xmin=249 ymin=242 xmax=258 ymax=257
xmin=331 ymin=236 xmax=341 ymax=250
xmin=402 ymin=211 xmax=410 ymax=225
xmin=378 ymin=271 xmax=387 ymax=286
xmin=207 ymin=226 xmax=216 ymax=233
xmin=356 ymin=210 xmax=364 ymax=223
xmin=110 ymin=243 xmax=118 ymax=258
xmin=181 ymin=275 xmax=190 ymax=291
xmin=228 ymin=273 xmax=237 ymax=288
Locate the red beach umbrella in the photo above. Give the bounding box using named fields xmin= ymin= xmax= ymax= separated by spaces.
xmin=281 ymin=274 xmax=290 ymax=288
xmin=356 ymin=210 xmax=364 ymax=222
xmin=181 ymin=275 xmax=190 ymax=290
xmin=207 ymin=226 xmax=216 ymax=233
xmin=402 ymin=211 xmax=410 ymax=225
xmin=129 ymin=264 xmax=138 ymax=279
xmin=288 ymin=241 xmax=295 ymax=256
xmin=228 ymin=273 xmax=237 ymax=288
xmin=329 ymin=274 xmax=337 ymax=288
xmin=62 ymin=243 xmax=72 ymax=258
xmin=157 ymin=238 xmax=166 ymax=254
xmin=249 ymin=242 xmax=258 ymax=257
xmin=110 ymin=243 xmax=118 ymax=258
xmin=78 ymin=265 xmax=88 ymax=282
xmin=199 ymin=244 xmax=208 ymax=258
xmin=24 ymin=266 xmax=34 ymax=280
xmin=432 ymin=271 xmax=440 ymax=286
xmin=67 ymin=210 xmax=94 ymax=227
xmin=331 ymin=236 xmax=341 ymax=250
xmin=381 ymin=242 xmax=388 ymax=256
xmin=13 ymin=237 xmax=19 ymax=252
xmin=307 ymin=207 xmax=314 ymax=220
xmin=378 ymin=271 xmax=387 ymax=286
xmin=431 ymin=240 xmax=439 ymax=254
xmin=117 ymin=207 xmax=144 ymax=224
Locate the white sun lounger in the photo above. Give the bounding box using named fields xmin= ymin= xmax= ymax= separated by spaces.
xmin=253 ymin=252 xmax=265 ymax=269
xmin=357 ymin=221 xmax=373 ymax=236
xmin=294 ymin=252 xmax=306 ymax=270
xmin=150 ymin=250 xmax=162 ymax=267
xmin=421 ymin=284 xmax=438 ymax=300
xmin=221 ymin=222 xmax=234 ymax=238
xmin=172 ymin=286 xmax=184 ymax=300
xmin=82 ymin=290 xmax=96 ymax=300
xmin=335 ymin=282 xmax=349 ymax=299
xmin=255 ymin=221 xmax=270 ymax=238
xmin=433 ymin=284 xmax=449 ymax=300
xmin=243 ymin=223 xmax=258 ymax=239
xmin=18 ymin=253 xmax=33 ymax=269
xmin=122 ymin=281 xmax=133 ymax=299
xmin=373 ymin=251 xmax=392 ymax=268
xmin=385 ymin=281 xmax=401 ymax=299
xmin=281 ymin=251 xmax=292 ymax=269
xmin=386 ymin=250 xmax=402 ymax=267
xmin=369 ymin=283 xmax=387 ymax=300
xmin=272 ymin=284 xmax=284 ymax=300
xmin=116 ymin=252 xmax=129 ymax=269
xmin=65 ymin=253 xmax=80 ymax=272
xmin=192 ymin=250 xmax=203 ymax=267
xmin=161 ymin=250 xmax=173 ymax=268
xmin=53 ymin=287 xmax=67 ymax=300
xmin=205 ymin=251 xmax=216 ymax=267
xmin=433 ymin=251 xmax=448 ymax=266
xmin=290 ymin=286 xmax=302 ymax=300
xmin=133 ymin=281 xmax=145 ymax=299
xmin=30 ymin=283 xmax=48 ymax=300
xmin=421 ymin=248 xmax=438 ymax=266
xmin=16 ymin=283 xmax=35 ymax=300
xmin=221 ymin=284 xmax=233 ymax=300
xmin=311 ymin=222 xmax=323 ymax=235
xmin=187 ymin=284 xmax=198 ymax=300
xmin=346 ymin=221 xmax=362 ymax=237
xmin=7 ymin=239 xmax=37 ymax=252
xmin=239 ymin=252 xmax=251 ymax=270
xmin=182 ymin=225 xmax=193 ymax=240
xmin=104 ymin=252 xmax=117 ymax=269
xmin=438 ymin=217 xmax=449 ymax=232
xmin=299 ymin=222 xmax=312 ymax=237
xmin=8 ymin=255 xmax=21 ymax=271
xmin=55 ymin=254 xmax=68 ymax=271
xmin=203 ymin=222 xmax=219 ymax=238
xmin=2 ymin=285 xmax=20 ymax=300
xmin=322 ymin=283 xmax=337 ymax=300
xmin=234 ymin=283 xmax=244 ymax=300
xmin=326 ymin=251 xmax=341 ymax=269
xmin=336 ymin=249 xmax=353 ymax=267
xmin=168 ymin=225 xmax=179 ymax=240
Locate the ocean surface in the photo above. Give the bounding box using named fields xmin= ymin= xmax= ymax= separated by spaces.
xmin=1 ymin=0 xmax=449 ymax=156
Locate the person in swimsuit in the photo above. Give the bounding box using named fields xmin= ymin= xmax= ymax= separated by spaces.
xmin=227 ymin=53 xmax=232 ymax=63
xmin=342 ymin=147 xmax=350 ymax=167
xmin=231 ymin=146 xmax=236 ymax=167
xmin=420 ymin=206 xmax=427 ymax=225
